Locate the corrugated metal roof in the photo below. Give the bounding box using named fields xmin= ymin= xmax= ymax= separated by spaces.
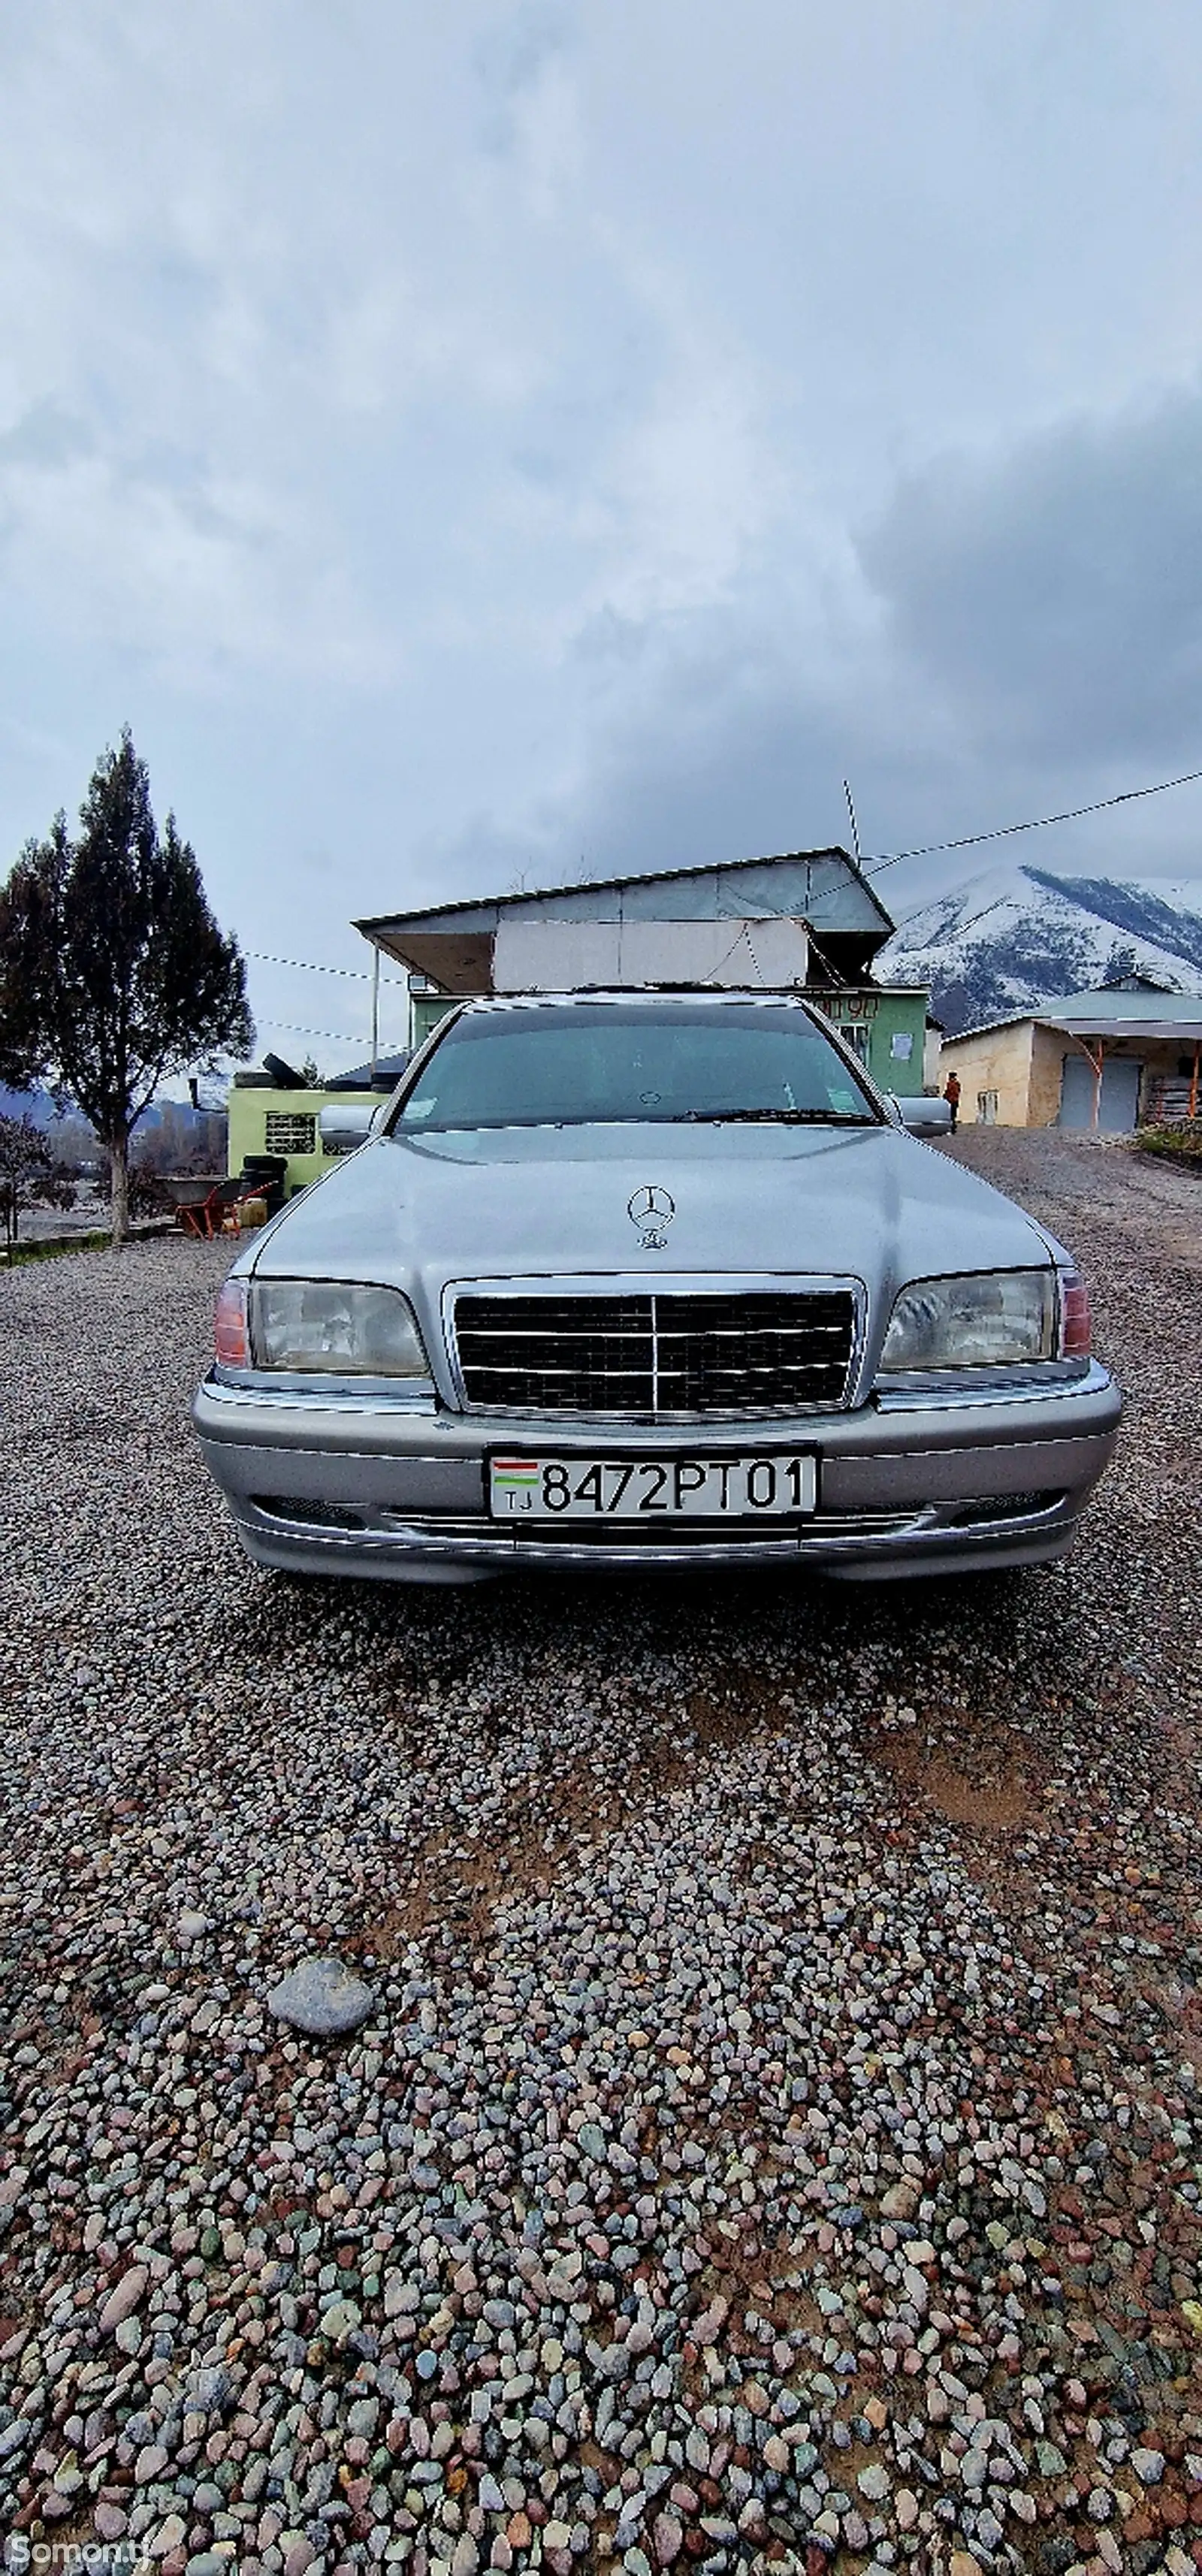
xmin=355 ymin=844 xmax=895 ymax=942
xmin=1046 ymin=1014 xmax=1202 ymax=1039
xmin=947 ymin=992 xmax=1202 ymax=1045
xmin=1046 ymin=985 xmax=1202 ymax=1027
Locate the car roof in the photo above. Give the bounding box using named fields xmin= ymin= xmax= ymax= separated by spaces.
xmin=455 ymin=988 xmax=819 ymax=1012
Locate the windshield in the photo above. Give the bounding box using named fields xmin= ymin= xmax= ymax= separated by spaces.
xmin=393 ymin=1001 xmax=879 ymax=1133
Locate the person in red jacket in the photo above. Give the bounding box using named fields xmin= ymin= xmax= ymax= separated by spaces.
xmin=943 ymin=1070 xmax=962 ymax=1131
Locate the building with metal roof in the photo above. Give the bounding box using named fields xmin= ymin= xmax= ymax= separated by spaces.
xmin=354 ymin=843 xmax=932 ymax=1096
xmin=939 ymin=975 xmax=1202 ymax=1130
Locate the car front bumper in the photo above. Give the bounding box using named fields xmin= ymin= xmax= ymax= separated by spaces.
xmin=192 ymin=1359 xmax=1122 ymax=1584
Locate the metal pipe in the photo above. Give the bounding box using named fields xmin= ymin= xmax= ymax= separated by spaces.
xmin=370 ymin=947 xmax=380 ymax=1084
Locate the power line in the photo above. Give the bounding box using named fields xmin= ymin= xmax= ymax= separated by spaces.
xmin=255 ymin=1016 xmax=407 ymax=1049
xmin=862 ymin=763 xmax=1202 ymax=879
xmin=246 ymin=947 xmax=409 ymax=989
xmin=243 ymin=756 xmax=1202 ymax=976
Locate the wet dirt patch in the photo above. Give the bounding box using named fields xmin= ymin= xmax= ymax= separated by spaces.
xmin=870 ymin=1702 xmax=1046 ymax=1835
xmin=916 ymin=1753 xmax=1034 ymax=1830
xmin=359 ymin=1681 xmax=788 ymax=1956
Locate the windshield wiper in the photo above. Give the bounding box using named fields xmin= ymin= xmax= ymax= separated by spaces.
xmin=675 ymin=1107 xmax=875 ymax=1126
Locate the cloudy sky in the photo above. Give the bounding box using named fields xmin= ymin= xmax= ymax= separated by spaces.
xmin=2 ymin=1 xmax=1201 ymax=1065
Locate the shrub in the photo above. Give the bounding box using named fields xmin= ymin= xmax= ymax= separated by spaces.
xmin=1137 ymin=1122 xmax=1202 ymax=1164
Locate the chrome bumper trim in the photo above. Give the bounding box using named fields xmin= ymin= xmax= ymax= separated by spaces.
xmin=874 ymin=1358 xmax=1110 ymax=1411
xmin=206 ymin=1376 xmax=439 ymax=1417
xmin=194 ymin=1360 xmax=1121 ymax=1584
xmin=231 ymin=1489 xmax=1080 ymax=1576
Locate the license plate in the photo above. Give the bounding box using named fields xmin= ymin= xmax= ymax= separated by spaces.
xmin=488 ymin=1453 xmax=817 ymax=1521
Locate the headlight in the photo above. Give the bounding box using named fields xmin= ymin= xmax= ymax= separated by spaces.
xmin=879 ymin=1270 xmax=1055 ymax=1373
xmin=249 ymin=1279 xmax=430 ymax=1377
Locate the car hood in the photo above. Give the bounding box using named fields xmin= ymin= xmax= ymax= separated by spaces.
xmin=243 ymin=1122 xmax=1059 ymax=1380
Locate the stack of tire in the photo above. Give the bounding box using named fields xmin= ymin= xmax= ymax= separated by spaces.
xmin=237 ymin=1153 xmax=288 ymax=1217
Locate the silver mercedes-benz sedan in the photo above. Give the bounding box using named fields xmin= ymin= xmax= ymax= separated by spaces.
xmin=192 ymin=991 xmax=1120 ymax=1584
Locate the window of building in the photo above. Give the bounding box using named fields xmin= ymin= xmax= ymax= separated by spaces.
xmin=264 ymin=1112 xmax=317 ymax=1156
xmin=977 ymin=1090 xmax=998 ymax=1125
xmin=842 ymin=1024 xmax=871 ymax=1063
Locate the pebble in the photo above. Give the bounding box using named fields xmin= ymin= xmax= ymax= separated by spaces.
xmin=186 ymin=2365 xmax=231 ymax=2414
xmin=98 ymin=2265 xmax=148 ymax=2333
xmin=0 ymin=1174 xmax=1199 ymax=2574
xmin=653 ymin=2513 xmax=683 ymax=2565
xmin=266 ymin=1954 xmax=375 ymax=2035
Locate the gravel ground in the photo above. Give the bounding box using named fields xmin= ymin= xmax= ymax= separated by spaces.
xmin=1 ymin=1128 xmax=1200 ymax=2576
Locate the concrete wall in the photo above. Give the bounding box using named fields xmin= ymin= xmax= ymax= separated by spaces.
xmin=228 ymin=1086 xmax=355 ymax=1193
xmin=817 ymin=989 xmax=933 ymax=1097
xmin=941 ymin=1022 xmax=1197 ymax=1127
xmin=411 ymin=994 xmax=460 ymax=1049
xmin=1030 ymin=1024 xmax=1070 ymax=1125
xmin=939 ymin=1023 xmax=1036 ymax=1125
xmin=1049 ymin=1032 xmax=1191 ymax=1128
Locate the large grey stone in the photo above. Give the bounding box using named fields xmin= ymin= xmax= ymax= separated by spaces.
xmin=267 ymin=1955 xmax=375 ymax=2036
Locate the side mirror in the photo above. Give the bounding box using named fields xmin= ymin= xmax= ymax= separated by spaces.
xmin=892 ymin=1094 xmax=953 ymax=1135
xmin=319 ymin=1101 xmax=380 ymax=1155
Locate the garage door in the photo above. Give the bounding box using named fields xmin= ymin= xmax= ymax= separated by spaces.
xmin=1059 ymin=1055 xmax=1143 ymax=1131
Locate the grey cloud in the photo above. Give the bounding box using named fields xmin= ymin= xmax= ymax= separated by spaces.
xmin=859 ymin=388 xmax=1202 ymax=766
xmin=7 ymin=0 xmax=1202 ymax=1004
xmin=0 ymin=400 xmax=92 ymax=470
xmin=421 ymin=603 xmax=942 ymax=905
xmin=475 ymin=1 xmax=572 ymax=149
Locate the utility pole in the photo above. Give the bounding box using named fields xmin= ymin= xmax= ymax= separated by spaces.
xmin=370 ymin=947 xmax=380 ymax=1085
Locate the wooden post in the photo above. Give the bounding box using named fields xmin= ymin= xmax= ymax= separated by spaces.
xmin=1079 ymin=1037 xmax=1104 ymax=1128
xmin=1190 ymin=1040 xmax=1200 ymax=1122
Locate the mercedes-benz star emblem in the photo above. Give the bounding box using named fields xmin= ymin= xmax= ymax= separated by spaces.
xmin=627 ymin=1183 xmax=675 ymax=1250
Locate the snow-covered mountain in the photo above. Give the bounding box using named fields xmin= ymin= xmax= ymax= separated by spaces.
xmin=875 ymin=864 xmax=1202 ymax=1034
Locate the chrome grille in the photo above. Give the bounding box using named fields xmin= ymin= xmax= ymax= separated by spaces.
xmin=452 ymin=1290 xmax=856 ymax=1415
